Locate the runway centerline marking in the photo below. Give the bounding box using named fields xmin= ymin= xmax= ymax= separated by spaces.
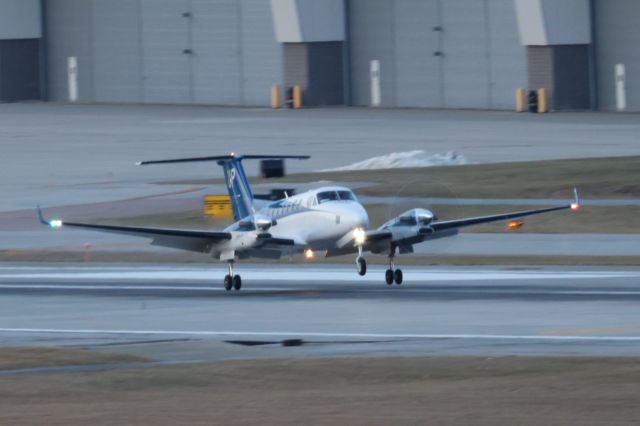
xmin=1 ymin=328 xmax=640 ymax=342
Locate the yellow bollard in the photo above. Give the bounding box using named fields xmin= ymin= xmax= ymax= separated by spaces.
xmin=515 ymin=88 xmax=526 ymax=112
xmin=271 ymin=85 xmax=281 ymax=109
xmin=537 ymin=88 xmax=548 ymax=113
xmin=293 ymin=85 xmax=303 ymax=109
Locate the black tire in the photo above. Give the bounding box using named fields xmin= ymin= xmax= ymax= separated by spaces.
xmin=385 ymin=269 xmax=394 ymax=285
xmin=394 ymin=269 xmax=403 ymax=285
xmin=357 ymin=257 xmax=367 ymax=276
xmin=233 ymin=275 xmax=242 ymax=291
xmin=224 ymin=275 xmax=232 ymax=291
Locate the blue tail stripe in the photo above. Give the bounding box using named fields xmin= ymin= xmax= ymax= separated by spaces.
xmin=221 ymin=158 xmax=254 ymax=221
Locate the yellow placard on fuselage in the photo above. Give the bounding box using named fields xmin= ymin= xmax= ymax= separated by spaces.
xmin=203 ymin=195 xmax=233 ymax=220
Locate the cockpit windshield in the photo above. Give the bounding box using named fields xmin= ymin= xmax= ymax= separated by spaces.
xmin=317 ymin=190 xmax=357 ymax=204
xmin=337 ymin=190 xmax=356 ymax=201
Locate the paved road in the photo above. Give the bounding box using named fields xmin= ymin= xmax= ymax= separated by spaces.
xmin=1 ymin=264 xmax=639 ymax=361
xmin=2 ymin=103 xmax=640 ymax=211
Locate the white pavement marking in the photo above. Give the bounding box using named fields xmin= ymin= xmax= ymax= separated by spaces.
xmin=1 ymin=267 xmax=638 ymax=282
xmin=1 ymin=284 xmax=640 ymax=296
xmin=1 ymin=328 xmax=640 ymax=341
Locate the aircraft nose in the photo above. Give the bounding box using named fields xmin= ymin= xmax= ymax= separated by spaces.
xmin=349 ymin=203 xmax=369 ymax=229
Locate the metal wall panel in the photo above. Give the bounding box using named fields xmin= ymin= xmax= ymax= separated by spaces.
xmin=488 ymin=0 xmax=527 ymax=109
xmin=140 ymin=0 xmax=191 ymax=103
xmin=348 ymin=0 xmax=395 ymax=106
xmin=527 ymin=46 xmax=554 ymax=109
xmin=191 ymin=0 xmax=242 ymax=105
xmin=283 ymin=43 xmax=309 ymax=90
xmin=0 ymin=0 xmax=42 ymax=40
xmin=394 ymin=0 xmax=442 ymax=108
xmin=239 ymin=0 xmax=283 ymax=106
xmin=92 ymin=0 xmax=143 ymax=102
xmin=441 ymin=0 xmax=489 ymax=108
xmin=45 ymin=0 xmax=94 ymax=102
xmin=595 ymin=0 xmax=640 ymax=111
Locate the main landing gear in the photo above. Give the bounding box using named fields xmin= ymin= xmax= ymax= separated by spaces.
xmin=224 ymin=261 xmax=242 ymax=291
xmin=385 ymin=246 xmax=403 ymax=285
xmin=355 ymin=244 xmax=403 ymax=286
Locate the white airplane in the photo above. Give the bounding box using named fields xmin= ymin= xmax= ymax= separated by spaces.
xmin=38 ymin=153 xmax=580 ymax=290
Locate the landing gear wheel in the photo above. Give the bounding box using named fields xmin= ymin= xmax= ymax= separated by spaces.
xmin=385 ymin=269 xmax=394 ymax=285
xmin=356 ymin=257 xmax=367 ymax=276
xmin=394 ymin=269 xmax=403 ymax=285
xmin=233 ymin=275 xmax=242 ymax=291
xmin=224 ymin=274 xmax=233 ymax=291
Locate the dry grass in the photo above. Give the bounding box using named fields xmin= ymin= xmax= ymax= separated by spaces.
xmin=161 ymin=155 xmax=640 ymax=199
xmin=1 ymin=356 xmax=640 ymax=425
xmin=0 ymin=347 xmax=146 ymax=370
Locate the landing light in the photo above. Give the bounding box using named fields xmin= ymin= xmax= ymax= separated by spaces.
xmin=304 ymin=248 xmax=315 ymax=260
xmin=353 ymin=228 xmax=366 ymax=245
xmin=571 ymin=203 xmax=580 ymax=211
xmin=49 ymin=219 xmax=63 ymax=229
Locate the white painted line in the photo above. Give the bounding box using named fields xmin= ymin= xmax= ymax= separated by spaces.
xmin=1 ymin=268 xmax=638 ymax=282
xmin=0 ymin=284 xmax=220 ymax=291
xmin=1 ymin=328 xmax=640 ymax=342
xmin=1 ymin=284 xmax=640 ymax=296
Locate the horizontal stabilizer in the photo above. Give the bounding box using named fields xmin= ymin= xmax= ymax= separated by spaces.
xmin=137 ymin=154 xmax=310 ymax=166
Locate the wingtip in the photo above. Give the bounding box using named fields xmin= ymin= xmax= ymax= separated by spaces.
xmin=571 ymin=187 xmax=581 ymax=211
xmin=36 ymin=205 xmax=47 ymax=225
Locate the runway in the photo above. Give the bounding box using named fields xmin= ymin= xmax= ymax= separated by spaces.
xmin=1 ymin=264 xmax=640 ymax=361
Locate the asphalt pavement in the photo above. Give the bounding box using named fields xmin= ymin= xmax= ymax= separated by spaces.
xmin=2 ymin=103 xmax=640 ymax=211
xmin=1 ymin=264 xmax=639 ymax=362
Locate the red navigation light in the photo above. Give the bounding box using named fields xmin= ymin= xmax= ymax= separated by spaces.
xmin=229 ymin=152 xmax=236 ymax=157
xmin=571 ymin=203 xmax=580 ymax=211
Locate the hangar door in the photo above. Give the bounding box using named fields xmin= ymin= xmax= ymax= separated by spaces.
xmin=594 ymin=0 xmax=640 ymax=111
xmin=46 ymin=0 xmax=281 ymax=106
xmin=348 ymin=0 xmax=525 ymax=109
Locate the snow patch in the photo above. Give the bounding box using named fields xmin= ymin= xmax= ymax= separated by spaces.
xmin=320 ymin=150 xmax=467 ymax=172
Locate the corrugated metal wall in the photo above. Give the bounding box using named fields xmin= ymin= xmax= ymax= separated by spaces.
xmin=348 ymin=0 xmax=526 ymax=109
xmin=45 ymin=0 xmax=281 ymax=106
xmin=594 ymin=0 xmax=640 ymax=112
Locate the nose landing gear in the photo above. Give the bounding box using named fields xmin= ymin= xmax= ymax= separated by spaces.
xmin=355 ymin=244 xmax=367 ymax=276
xmin=356 ymin=256 xmax=367 ymax=276
xmin=224 ymin=261 xmax=242 ymax=291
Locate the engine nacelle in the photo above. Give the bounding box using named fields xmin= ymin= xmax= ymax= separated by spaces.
xmin=396 ymin=208 xmax=436 ymax=226
xmin=254 ymin=214 xmax=274 ymax=231
xmin=238 ymin=214 xmax=276 ymax=231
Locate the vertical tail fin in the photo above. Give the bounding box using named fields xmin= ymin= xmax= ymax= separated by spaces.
xmin=219 ymin=158 xmax=255 ymax=221
xmin=137 ymin=154 xmax=310 ymax=222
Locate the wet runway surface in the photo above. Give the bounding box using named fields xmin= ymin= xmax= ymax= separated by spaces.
xmin=1 ymin=264 xmax=640 ymax=361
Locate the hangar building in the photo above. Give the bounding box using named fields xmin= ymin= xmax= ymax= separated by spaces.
xmin=0 ymin=0 xmax=638 ymax=111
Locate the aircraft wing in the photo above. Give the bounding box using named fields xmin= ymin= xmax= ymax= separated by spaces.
xmin=329 ymin=189 xmax=580 ymax=257
xmin=37 ymin=207 xmax=231 ymax=253
xmin=430 ymin=205 xmax=571 ymax=232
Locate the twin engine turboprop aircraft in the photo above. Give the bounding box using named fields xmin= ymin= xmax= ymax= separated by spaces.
xmin=38 ymin=153 xmax=580 ymax=290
